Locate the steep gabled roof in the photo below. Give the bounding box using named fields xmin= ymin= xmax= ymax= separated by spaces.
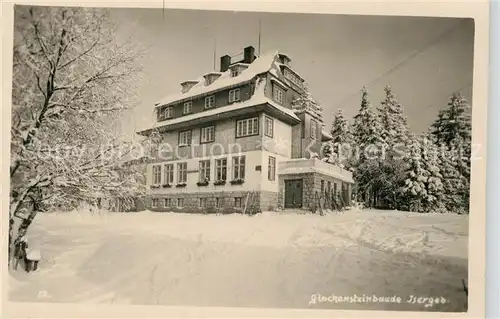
xmin=155 ymin=50 xmax=279 ymax=108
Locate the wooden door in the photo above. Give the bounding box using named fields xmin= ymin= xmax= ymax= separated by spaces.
xmin=284 ymin=179 xmax=303 ymax=208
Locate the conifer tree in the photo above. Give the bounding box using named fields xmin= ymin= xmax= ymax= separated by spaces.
xmin=351 ymin=87 xmax=385 ymax=206
xmin=420 ymin=134 xmax=445 ymax=212
xmin=431 ymin=93 xmax=472 ymax=213
xmin=378 ymin=85 xmax=410 ymax=148
xmin=400 ymin=133 xmax=428 ymax=212
xmin=327 ymin=109 xmax=354 ymax=165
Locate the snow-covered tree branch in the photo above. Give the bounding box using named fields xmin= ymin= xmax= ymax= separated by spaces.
xmin=10 ymin=6 xmax=147 ymax=264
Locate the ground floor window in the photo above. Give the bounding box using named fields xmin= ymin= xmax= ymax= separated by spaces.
xmin=164 ymin=198 xmax=172 ymax=207
xmin=152 ymin=198 xmax=159 ymax=208
xmin=177 ymin=198 xmax=184 ymax=207
xmin=199 ymin=198 xmax=207 ymax=208
xmin=234 ymin=197 xmax=243 ymax=208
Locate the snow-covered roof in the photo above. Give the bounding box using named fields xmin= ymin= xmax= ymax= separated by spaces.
xmin=150 ymin=78 xmax=299 ymax=131
xmin=155 ymin=50 xmax=279 ymax=108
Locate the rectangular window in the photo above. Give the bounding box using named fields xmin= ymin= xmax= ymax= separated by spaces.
xmin=152 ymin=165 xmax=162 ymax=185
xmin=163 ymin=107 xmax=173 ymax=120
xmin=234 ymin=197 xmax=242 ymax=208
xmin=264 ymin=116 xmax=274 ymax=137
xmin=229 ymin=88 xmax=241 ymax=103
xmin=215 ymin=158 xmax=227 ymax=181
xmin=310 ymin=120 xmax=317 ymax=139
xmin=216 ymin=197 xmax=223 ymax=208
xmin=334 ymin=183 xmax=338 ymax=198
xmin=199 ymin=160 xmax=211 ymax=182
xmin=236 ymin=117 xmax=259 ymax=138
xmin=321 ymin=180 xmax=325 ymax=194
xmin=183 ymin=102 xmax=192 ymax=114
xmin=164 ymin=198 xmax=171 ymax=207
xmin=273 ymin=85 xmax=284 ymax=104
xmin=177 ymin=162 xmax=187 ymax=183
xmin=152 ymin=198 xmax=159 ymax=208
xmin=178 ymin=130 xmax=192 ymax=146
xmin=205 ymin=95 xmax=215 ymax=109
xmin=199 ymin=198 xmax=207 ymax=208
xmin=327 ymin=181 xmax=331 ymax=194
xmin=232 ymin=156 xmax=246 ymax=180
xmin=200 ymin=126 xmax=215 ymax=143
xmin=177 ymin=198 xmax=184 ymax=208
xmin=164 ymin=164 xmax=174 ymax=184
xmin=230 ymin=68 xmax=239 ymax=77
xmin=268 ymin=156 xmax=276 ymax=181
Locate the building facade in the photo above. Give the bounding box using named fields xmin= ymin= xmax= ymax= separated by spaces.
xmin=137 ymin=46 xmax=354 ymax=212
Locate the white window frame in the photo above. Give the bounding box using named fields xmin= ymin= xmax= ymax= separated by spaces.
xmin=163 ymin=106 xmax=173 ymax=119
xmin=183 ymin=101 xmax=192 ymax=114
xmin=164 ymin=164 xmax=174 ymax=184
xmin=310 ymin=120 xmax=318 ymax=139
xmin=268 ymin=156 xmax=276 ymax=181
xmin=205 ymin=95 xmax=215 ymax=109
xmin=152 ymin=198 xmax=159 ymax=208
xmin=232 ymin=156 xmax=246 ymax=180
xmin=177 ymin=198 xmax=184 ymax=208
xmin=236 ymin=117 xmax=259 ymax=138
xmin=200 ymin=126 xmax=215 ymax=143
xmin=273 ymin=85 xmax=284 ymax=104
xmin=264 ymin=116 xmax=274 ymax=137
xmin=152 ymin=165 xmax=162 ymax=185
xmin=215 ymin=158 xmax=227 ymax=181
xmin=177 ymin=162 xmax=187 ymax=183
xmin=199 ymin=160 xmax=211 ymax=182
xmin=164 ymin=198 xmax=171 ymax=207
xmin=229 ymin=88 xmax=241 ymax=103
xmin=178 ymin=130 xmax=192 ymax=146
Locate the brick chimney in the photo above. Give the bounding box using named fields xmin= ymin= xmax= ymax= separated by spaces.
xmin=243 ymin=46 xmax=256 ymax=64
xmin=220 ymin=55 xmax=231 ymax=72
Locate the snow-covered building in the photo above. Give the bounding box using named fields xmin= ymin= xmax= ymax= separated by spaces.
xmin=137 ymin=46 xmax=354 ymax=211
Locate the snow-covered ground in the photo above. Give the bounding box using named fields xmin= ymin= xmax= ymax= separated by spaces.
xmin=8 ymin=209 xmax=468 ymax=312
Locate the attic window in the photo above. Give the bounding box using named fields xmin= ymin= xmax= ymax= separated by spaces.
xmin=231 ymin=68 xmax=239 ymax=77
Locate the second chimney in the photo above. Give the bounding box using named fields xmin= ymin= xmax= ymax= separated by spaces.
xmin=220 ymin=55 xmax=231 ymax=72
xmin=243 ymin=46 xmax=256 ymax=64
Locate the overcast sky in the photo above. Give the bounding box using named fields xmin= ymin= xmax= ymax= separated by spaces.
xmin=109 ymin=8 xmax=474 ymax=139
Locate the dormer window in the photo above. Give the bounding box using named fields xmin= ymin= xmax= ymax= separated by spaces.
xmin=231 ymin=68 xmax=239 ymax=77
xmin=205 ymin=95 xmax=215 ymax=109
xmin=160 ymin=106 xmax=173 ymax=121
xmin=204 ymin=73 xmax=221 ymax=86
xmin=273 ymin=85 xmax=284 ymax=105
xmin=229 ymin=88 xmax=240 ymax=103
xmin=183 ymin=102 xmax=192 ymax=114
xmin=181 ymin=81 xmax=198 ymax=93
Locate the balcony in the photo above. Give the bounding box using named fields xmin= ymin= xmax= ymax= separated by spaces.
xmin=278 ymin=158 xmax=354 ymax=183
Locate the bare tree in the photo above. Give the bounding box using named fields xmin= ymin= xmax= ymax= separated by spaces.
xmin=9 ymin=6 xmax=146 ymax=266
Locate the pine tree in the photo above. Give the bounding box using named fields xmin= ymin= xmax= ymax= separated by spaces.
xmin=431 ymin=93 xmax=472 ymax=213
xmin=327 ymin=109 xmax=354 ymax=164
xmin=420 ymin=134 xmax=445 ymax=212
xmin=400 ymin=133 xmax=428 ymax=212
xmin=351 ymin=88 xmax=385 ymax=206
xmin=378 ymin=85 xmax=410 ymax=148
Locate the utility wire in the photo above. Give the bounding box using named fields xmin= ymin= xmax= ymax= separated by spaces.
xmin=333 ymin=20 xmax=466 ymax=110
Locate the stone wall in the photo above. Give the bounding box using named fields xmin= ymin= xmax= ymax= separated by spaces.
xmin=278 ymin=172 xmax=353 ymax=210
xmin=146 ymin=190 xmax=278 ymax=212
